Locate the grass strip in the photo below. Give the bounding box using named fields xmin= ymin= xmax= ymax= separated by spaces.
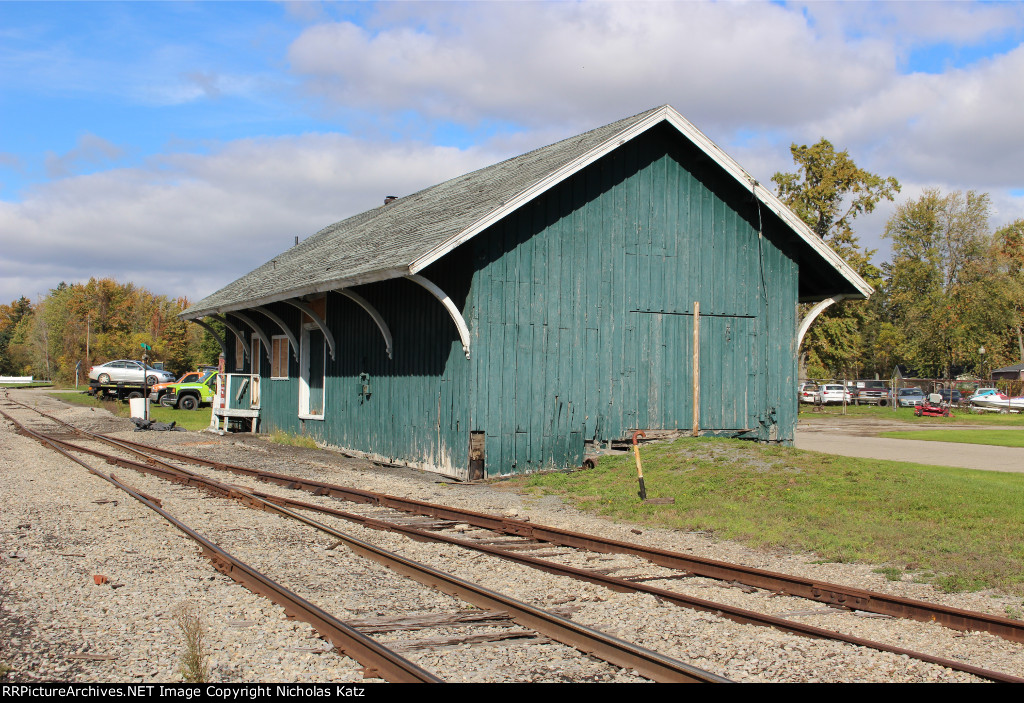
xmin=46 ymin=391 xmax=213 ymax=431
xmin=508 ymin=437 xmax=1024 ymax=595
xmin=880 ymin=430 xmax=1024 ymax=448
xmin=800 ymin=404 xmax=1024 ymax=426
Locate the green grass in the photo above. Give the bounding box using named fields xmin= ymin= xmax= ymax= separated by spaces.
xmin=267 ymin=430 xmax=319 ymax=449
xmin=507 ymin=437 xmax=1024 ymax=595
xmin=46 ymin=391 xmax=213 ymax=431
xmin=800 ymin=403 xmax=1024 ymax=425
xmin=880 ymin=429 xmax=1024 ymax=447
xmin=802 ymin=405 xmax=1024 ymax=425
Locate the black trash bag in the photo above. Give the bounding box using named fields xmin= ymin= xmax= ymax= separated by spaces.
xmin=131 ymin=417 xmax=185 ymax=432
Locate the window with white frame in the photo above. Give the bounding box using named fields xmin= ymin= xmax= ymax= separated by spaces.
xmin=299 ymin=323 xmax=325 ymax=419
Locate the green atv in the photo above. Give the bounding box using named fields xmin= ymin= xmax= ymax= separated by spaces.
xmin=149 ymin=370 xmax=217 ymax=410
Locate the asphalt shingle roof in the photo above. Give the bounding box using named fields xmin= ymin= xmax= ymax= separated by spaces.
xmin=182 ymin=105 xmax=870 ymax=319
xmin=183 ymin=107 xmax=665 ymax=318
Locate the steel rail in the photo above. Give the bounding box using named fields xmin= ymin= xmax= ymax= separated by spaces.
xmin=15 ymin=421 xmax=1021 ymax=684
xmin=3 ymin=416 xmax=727 ymax=683
xmin=0 ymin=409 xmax=441 ymax=683
xmin=92 ymin=430 xmax=1024 ymax=646
xmin=6 ymin=397 xmax=1023 ymax=645
xmin=251 ymin=488 xmax=1024 ymax=682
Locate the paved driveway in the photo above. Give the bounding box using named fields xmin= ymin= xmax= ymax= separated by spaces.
xmin=795 ymin=417 xmax=1024 ymax=474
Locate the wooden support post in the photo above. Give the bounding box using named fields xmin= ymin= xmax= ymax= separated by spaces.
xmin=692 ymin=301 xmax=700 ymax=437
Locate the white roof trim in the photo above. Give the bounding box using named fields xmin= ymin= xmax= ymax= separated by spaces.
xmin=408 ymin=105 xmax=871 ymax=300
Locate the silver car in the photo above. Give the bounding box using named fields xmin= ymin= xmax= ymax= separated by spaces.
xmin=89 ymin=360 xmax=175 ymax=386
xmin=896 ymin=388 xmax=926 ymax=407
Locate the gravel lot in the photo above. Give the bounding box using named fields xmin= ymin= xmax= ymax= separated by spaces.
xmin=2 ymin=390 xmax=1022 ymax=683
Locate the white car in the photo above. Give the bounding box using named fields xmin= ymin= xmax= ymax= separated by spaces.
xmin=799 ymin=384 xmax=819 ymax=404
xmin=89 ymin=360 xmax=175 ymax=386
xmin=816 ymin=384 xmax=852 ymax=405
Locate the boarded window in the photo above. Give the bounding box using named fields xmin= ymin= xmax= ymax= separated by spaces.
xmin=251 ymin=338 xmax=261 ymax=375
xmin=271 ymin=336 xmax=289 ymax=379
xmin=234 ymin=335 xmax=245 ymax=371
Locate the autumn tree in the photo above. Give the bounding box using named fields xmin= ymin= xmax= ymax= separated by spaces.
xmin=772 ymin=139 xmax=900 ymax=378
xmin=992 ymin=219 xmax=1024 ymax=364
xmin=11 ymin=279 xmax=202 ymax=384
xmin=882 ymin=190 xmax=995 ymax=378
xmin=0 ymin=296 xmax=33 ymax=375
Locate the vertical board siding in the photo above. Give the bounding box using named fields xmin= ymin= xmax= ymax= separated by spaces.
xmin=468 ymin=125 xmax=799 ymax=476
xmin=250 ymin=124 xmax=802 ymax=479
xmin=254 ymin=254 xmax=472 ymax=478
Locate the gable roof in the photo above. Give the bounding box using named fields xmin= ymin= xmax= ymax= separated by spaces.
xmin=182 ymin=105 xmax=872 ymax=319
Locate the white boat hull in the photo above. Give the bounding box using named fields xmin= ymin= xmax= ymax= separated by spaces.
xmin=971 ymin=395 xmax=1024 ymax=412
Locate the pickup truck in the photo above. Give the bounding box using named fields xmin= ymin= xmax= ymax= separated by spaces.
xmin=149 ymin=370 xmax=217 ymax=410
xmin=852 ymin=380 xmax=891 ymax=406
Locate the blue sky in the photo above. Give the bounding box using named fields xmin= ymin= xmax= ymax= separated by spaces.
xmin=1 ymin=1 xmax=1023 ymax=305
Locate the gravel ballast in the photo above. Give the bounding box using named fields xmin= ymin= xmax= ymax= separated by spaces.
xmin=2 ymin=390 xmax=1022 ymax=683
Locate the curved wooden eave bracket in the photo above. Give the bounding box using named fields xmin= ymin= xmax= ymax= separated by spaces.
xmin=798 ymin=295 xmax=847 ymax=349
xmin=406 ymin=274 xmax=471 ymax=360
xmin=281 ymin=300 xmax=337 ymax=361
xmin=230 ymin=311 xmax=273 ymax=363
xmin=332 ymin=289 xmax=394 ymax=360
xmin=210 ymin=314 xmax=250 ymax=363
xmin=252 ymin=305 xmax=300 ymax=362
xmin=188 ymin=321 xmax=230 ymax=362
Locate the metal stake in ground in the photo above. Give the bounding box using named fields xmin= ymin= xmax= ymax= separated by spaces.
xmin=633 ymin=430 xmax=647 ymax=500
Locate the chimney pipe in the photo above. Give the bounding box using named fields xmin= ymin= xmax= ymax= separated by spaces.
xmin=384 ymin=195 xmax=398 ymax=205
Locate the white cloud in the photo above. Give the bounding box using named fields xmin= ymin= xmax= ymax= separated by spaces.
xmin=5 ymin=0 xmax=1024 ymax=306
xmin=0 ymin=135 xmax=503 ymax=304
xmin=287 ymin=3 xmax=894 ymax=132
xmin=796 ymin=43 xmax=1024 ymax=188
xmin=44 ymin=133 xmax=125 ymax=178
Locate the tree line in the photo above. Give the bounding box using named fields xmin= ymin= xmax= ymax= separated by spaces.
xmin=0 ymin=278 xmax=217 ymax=384
xmin=775 ymin=140 xmax=1024 ymax=383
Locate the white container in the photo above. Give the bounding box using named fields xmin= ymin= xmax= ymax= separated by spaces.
xmin=129 ymin=397 xmax=148 ymax=419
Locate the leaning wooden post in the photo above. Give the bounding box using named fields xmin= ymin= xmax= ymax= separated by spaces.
xmin=692 ymin=301 xmax=700 ymax=437
xmin=633 ymin=430 xmax=647 ymax=500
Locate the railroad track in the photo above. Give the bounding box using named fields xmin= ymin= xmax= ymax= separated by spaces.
xmin=3 ymin=392 xmax=1023 ymax=683
xmin=0 ymin=398 xmax=726 ymax=684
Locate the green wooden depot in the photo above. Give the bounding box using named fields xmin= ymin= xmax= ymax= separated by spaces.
xmin=182 ymin=105 xmax=870 ymax=480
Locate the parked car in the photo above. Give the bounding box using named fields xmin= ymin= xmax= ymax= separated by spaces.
xmin=817 ymin=384 xmax=852 ymax=405
xmin=149 ymin=370 xmax=218 ymax=410
xmin=896 ymin=388 xmax=926 ymax=407
xmin=89 ymin=360 xmax=175 ymax=386
xmin=799 ymin=383 xmax=819 ymax=404
xmin=938 ymin=389 xmax=963 ymax=405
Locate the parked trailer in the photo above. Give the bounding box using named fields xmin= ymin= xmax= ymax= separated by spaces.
xmin=88 ymin=380 xmax=152 ymax=401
